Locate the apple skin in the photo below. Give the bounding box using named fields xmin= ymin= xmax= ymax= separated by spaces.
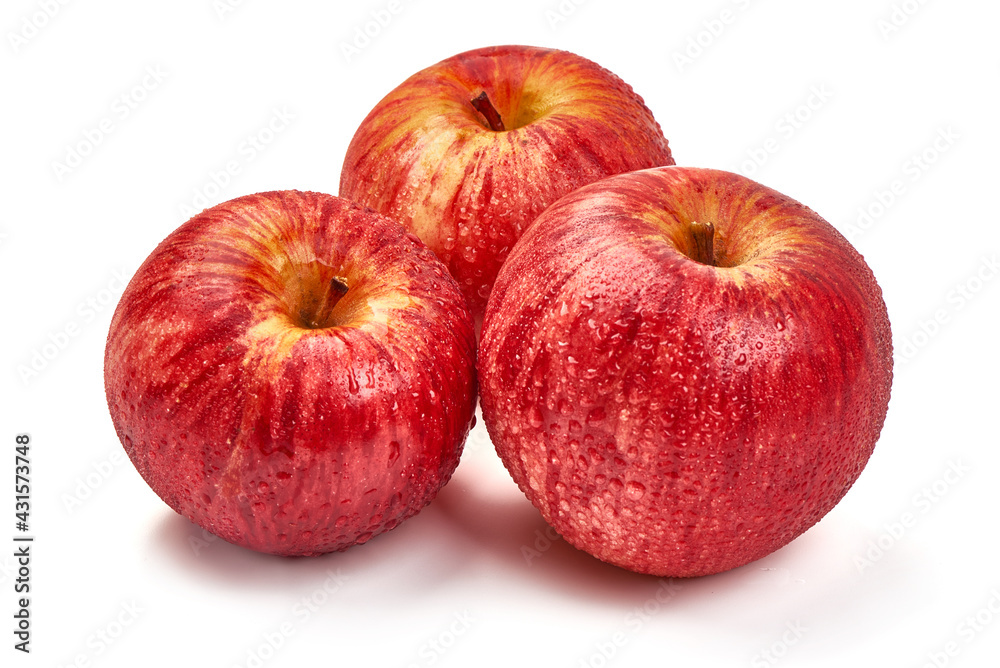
xmin=104 ymin=191 xmax=477 ymax=557
xmin=339 ymin=44 xmax=674 ymax=325
xmin=478 ymin=167 xmax=893 ymax=577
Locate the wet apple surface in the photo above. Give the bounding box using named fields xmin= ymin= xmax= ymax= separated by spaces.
xmin=340 ymin=44 xmax=675 ymax=324
xmin=478 ymin=166 xmax=893 ymax=577
xmin=105 ymin=191 xmax=477 ymax=556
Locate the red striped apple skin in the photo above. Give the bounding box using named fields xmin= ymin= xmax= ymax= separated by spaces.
xmin=340 ymin=45 xmax=674 ymax=325
xmin=105 ymin=191 xmax=477 ymax=556
xmin=478 ymin=167 xmax=893 ymax=577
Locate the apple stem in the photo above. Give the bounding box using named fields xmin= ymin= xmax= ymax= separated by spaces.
xmin=329 ymin=276 xmax=349 ymax=301
xmin=308 ymin=276 xmax=349 ymax=328
xmin=471 ymin=91 xmax=506 ymax=132
xmin=690 ymin=221 xmax=716 ymax=266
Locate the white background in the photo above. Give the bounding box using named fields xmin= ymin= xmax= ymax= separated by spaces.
xmin=2 ymin=1 xmax=999 ymax=666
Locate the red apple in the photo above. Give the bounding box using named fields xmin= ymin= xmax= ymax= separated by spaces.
xmin=478 ymin=166 xmax=893 ymax=577
xmin=339 ymin=44 xmax=674 ymax=325
xmin=104 ymin=191 xmax=477 ymax=556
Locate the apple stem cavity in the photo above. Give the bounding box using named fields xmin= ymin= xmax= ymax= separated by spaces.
xmin=306 ymin=276 xmax=350 ymax=329
xmin=471 ymin=91 xmax=506 ymax=132
xmin=690 ymin=221 xmax=716 ymax=267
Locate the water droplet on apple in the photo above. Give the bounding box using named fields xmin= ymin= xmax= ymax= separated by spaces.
xmin=608 ymin=478 xmax=624 ymax=494
xmin=736 ymin=353 xmax=747 ymax=365
xmin=258 ymin=481 xmax=269 ymax=493
xmin=348 ymin=373 xmax=359 ymax=394
xmin=586 ymin=408 xmax=606 ymax=426
xmin=625 ymin=481 xmax=646 ymax=500
xmin=775 ymin=319 xmax=786 ymax=331
xmin=528 ymin=405 xmax=543 ymax=428
xmin=755 ymin=341 xmax=764 ymax=350
xmin=388 ymin=441 xmax=401 ymax=465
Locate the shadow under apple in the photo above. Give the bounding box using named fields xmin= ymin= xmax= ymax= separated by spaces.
xmin=426 ymin=444 xmax=870 ymax=619
xmin=147 ymin=445 xmax=860 ymax=622
xmin=147 ymin=501 xmax=473 ymax=600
